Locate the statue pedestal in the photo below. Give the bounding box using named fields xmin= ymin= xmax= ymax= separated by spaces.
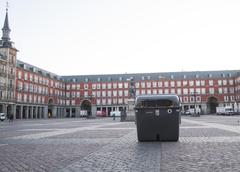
xmin=125 ymin=98 xmax=135 ymax=121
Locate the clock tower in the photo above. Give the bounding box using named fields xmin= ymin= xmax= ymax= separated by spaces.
xmin=0 ymin=7 xmax=18 ymax=118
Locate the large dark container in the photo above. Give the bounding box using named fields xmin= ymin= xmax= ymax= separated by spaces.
xmin=134 ymin=94 xmax=181 ymax=142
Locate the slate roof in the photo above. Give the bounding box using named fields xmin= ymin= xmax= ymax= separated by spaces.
xmin=62 ymin=70 xmax=240 ymax=83
xmin=16 ymin=60 xmax=239 ymax=83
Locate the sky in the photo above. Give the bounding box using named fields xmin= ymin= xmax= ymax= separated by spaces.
xmin=0 ymin=0 xmax=239 ymax=75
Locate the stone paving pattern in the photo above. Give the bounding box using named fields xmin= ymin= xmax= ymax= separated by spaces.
xmin=1 ymin=116 xmax=240 ymax=171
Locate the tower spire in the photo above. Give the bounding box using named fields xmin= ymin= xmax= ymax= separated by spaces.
xmin=1 ymin=2 xmax=12 ymax=47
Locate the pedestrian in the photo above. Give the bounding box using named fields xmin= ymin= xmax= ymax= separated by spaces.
xmin=113 ymin=113 xmax=115 ymax=120
xmin=9 ymin=113 xmax=13 ymax=123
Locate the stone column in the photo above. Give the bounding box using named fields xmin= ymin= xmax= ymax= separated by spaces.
xmin=76 ymin=107 xmax=80 ymax=118
xmin=13 ymin=104 xmax=16 ymax=120
xmin=26 ymin=106 xmax=29 ymax=119
xmin=30 ymin=106 xmax=33 ymax=119
xmin=69 ymin=107 xmax=72 ymax=118
xmin=91 ymin=105 xmax=97 ymax=118
xmin=20 ymin=105 xmax=23 ymax=119
xmin=44 ymin=106 xmax=48 ymax=119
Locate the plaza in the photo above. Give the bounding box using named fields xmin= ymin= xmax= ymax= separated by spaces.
xmin=1 ymin=115 xmax=240 ymax=171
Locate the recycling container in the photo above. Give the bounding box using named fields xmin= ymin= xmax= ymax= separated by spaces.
xmin=134 ymin=94 xmax=181 ymax=142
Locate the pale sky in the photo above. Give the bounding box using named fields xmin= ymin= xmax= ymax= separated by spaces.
xmin=1 ymin=0 xmax=240 ymax=75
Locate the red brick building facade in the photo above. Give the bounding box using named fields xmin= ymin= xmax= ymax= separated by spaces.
xmin=0 ymin=9 xmax=239 ymax=119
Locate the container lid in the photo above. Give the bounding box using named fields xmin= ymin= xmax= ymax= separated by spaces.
xmin=135 ymin=94 xmax=180 ymax=108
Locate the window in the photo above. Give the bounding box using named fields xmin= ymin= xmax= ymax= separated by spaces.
xmin=170 ymin=89 xmax=175 ymax=94
xmin=147 ymin=89 xmax=151 ymax=95
xmin=189 ymin=88 xmax=194 ymax=94
xmin=196 ymin=80 xmax=200 ymax=86
xmin=201 ymin=88 xmax=206 ymax=94
xmin=97 ymin=91 xmax=101 ymax=97
xmin=223 ymin=87 xmax=228 ymax=94
xmin=18 ymin=71 xmax=22 ymax=79
xmin=183 ymin=88 xmax=188 ymax=95
xmin=136 ymin=89 xmax=140 ymax=96
xmin=84 ymin=91 xmax=88 ymax=97
xmin=77 ymin=84 xmax=80 ymax=90
xmin=24 ymin=83 xmax=29 ymax=92
xmin=183 ymin=81 xmax=188 ymax=86
xmin=141 ymin=82 xmax=145 ymax=88
xmin=229 ymin=87 xmax=234 ymax=94
xmin=71 ymin=100 xmax=75 ymax=105
xmin=229 ymin=80 xmax=233 ymax=85
xmin=97 ymin=99 xmax=101 ymax=105
xmin=141 ymin=89 xmax=146 ymax=95
xmin=107 ymin=98 xmax=112 ymax=105
xmin=158 ymin=89 xmax=163 ymax=94
xmin=196 ymin=88 xmax=201 ymax=94
xmin=196 ymin=96 xmax=201 ymax=102
xmin=158 ymin=81 xmax=162 ymax=87
xmin=177 ymin=88 xmax=181 ymax=95
xmin=164 ymin=89 xmax=169 ymax=94
xmin=102 ymin=91 xmax=106 ymax=97
xmin=189 ymin=81 xmax=194 ymax=87
xmin=66 ymin=84 xmax=70 ymax=90
xmin=177 ymin=81 xmax=181 ymax=87
xmin=152 ymin=82 xmax=157 ymax=88
xmin=124 ymin=90 xmax=128 ymax=96
xmin=72 ymin=84 xmax=76 ymax=90
xmin=135 ymin=82 xmax=140 ymax=88
xmin=24 ymin=73 xmax=28 ymax=80
xmin=164 ymin=81 xmax=169 ymax=87
xmin=107 ymin=83 xmax=112 ymax=89
xmin=223 ymin=80 xmax=227 ymax=85
xmin=97 ymin=83 xmax=101 ymax=89
xmin=224 ymin=96 xmax=228 ymax=102
xmin=118 ymin=90 xmax=123 ymax=96
xmin=92 ymin=84 xmax=96 ymax=90
xmin=201 ymin=80 xmax=205 ymax=86
xmin=124 ymin=82 xmax=128 ymax=88
xmin=113 ymin=91 xmax=117 ymax=97
xmin=113 ymin=83 xmax=117 ymax=89
xmin=147 ymin=82 xmax=151 ymax=88
xmin=84 ymin=84 xmax=88 ymax=89
xmin=107 ymin=91 xmax=112 ymax=97
xmin=170 ymin=81 xmax=175 ymax=87
xmin=118 ymin=83 xmax=123 ymax=89
xmin=218 ymin=88 xmax=223 ymax=94
xmin=153 ymin=89 xmax=157 ymax=95
xmin=209 ymin=88 xmax=214 ymax=94
xmin=102 ymin=83 xmax=106 ymax=89
xmin=209 ymin=80 xmax=214 ymax=86
xmin=102 ymin=99 xmax=106 ymax=105
xmin=118 ymin=98 xmax=123 ymax=104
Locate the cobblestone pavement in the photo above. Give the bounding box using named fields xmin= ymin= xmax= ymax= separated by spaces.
xmin=1 ymin=115 xmax=240 ymax=171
